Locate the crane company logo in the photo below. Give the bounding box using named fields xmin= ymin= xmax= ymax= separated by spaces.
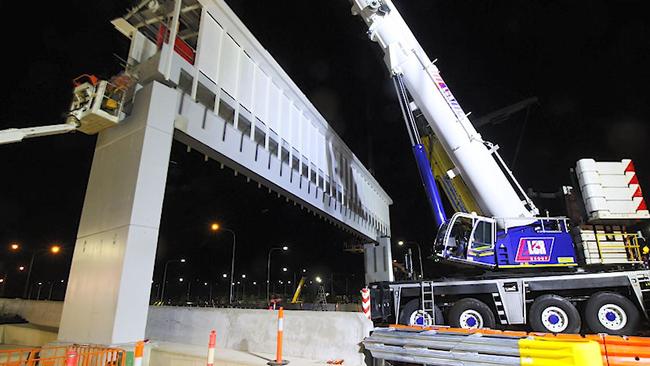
xmin=515 ymin=237 xmax=554 ymax=262
xmin=433 ymin=74 xmax=466 ymax=116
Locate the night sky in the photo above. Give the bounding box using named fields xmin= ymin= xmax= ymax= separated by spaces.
xmin=1 ymin=1 xmax=649 ymax=302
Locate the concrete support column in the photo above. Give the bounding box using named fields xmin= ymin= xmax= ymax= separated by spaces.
xmin=364 ymin=236 xmax=394 ymax=284
xmin=58 ymin=81 xmax=177 ymax=344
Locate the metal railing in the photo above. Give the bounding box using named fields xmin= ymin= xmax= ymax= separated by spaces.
xmin=594 ymin=232 xmax=642 ymax=264
xmin=0 ymin=345 xmax=126 ymax=366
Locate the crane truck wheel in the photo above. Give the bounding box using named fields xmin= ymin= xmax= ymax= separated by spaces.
xmin=529 ymin=294 xmax=581 ymax=334
xmin=448 ymin=298 xmax=496 ymax=329
xmin=584 ymin=292 xmax=640 ymax=335
xmin=399 ymin=298 xmax=444 ymax=326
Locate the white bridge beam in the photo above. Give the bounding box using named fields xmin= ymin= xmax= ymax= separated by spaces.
xmin=126 ymin=0 xmax=392 ymax=240
xmin=59 ymin=0 xmax=393 ymax=345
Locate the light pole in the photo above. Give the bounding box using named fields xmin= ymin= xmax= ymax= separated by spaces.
xmin=22 ymin=245 xmax=62 ymax=299
xmin=398 ymin=240 xmax=424 ymax=279
xmin=266 ymin=246 xmax=288 ymax=304
xmin=241 ymin=274 xmax=247 ymax=302
xmin=210 ymin=223 xmax=236 ymax=304
xmin=160 ymin=258 xmax=186 ymax=302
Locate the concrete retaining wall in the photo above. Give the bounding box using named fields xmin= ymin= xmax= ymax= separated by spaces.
xmin=146 ymin=307 xmax=373 ymax=366
xmin=0 ymin=299 xmax=63 ymax=328
xmin=0 ymin=300 xmax=372 ymax=366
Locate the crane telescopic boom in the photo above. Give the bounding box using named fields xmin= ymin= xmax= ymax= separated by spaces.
xmin=351 ymin=0 xmax=538 ymax=228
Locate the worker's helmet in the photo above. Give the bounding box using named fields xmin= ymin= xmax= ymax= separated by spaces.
xmin=643 ymin=246 xmax=650 ymax=255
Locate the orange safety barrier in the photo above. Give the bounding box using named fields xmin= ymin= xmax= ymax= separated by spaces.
xmin=65 ymin=348 xmax=78 ymax=366
xmin=0 ymin=344 xmax=126 ymax=366
xmin=390 ymin=324 xmax=650 ymax=366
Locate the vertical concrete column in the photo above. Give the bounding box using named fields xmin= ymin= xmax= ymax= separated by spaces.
xmin=364 ymin=236 xmax=394 ymax=284
xmin=58 ymin=81 xmax=177 ymax=344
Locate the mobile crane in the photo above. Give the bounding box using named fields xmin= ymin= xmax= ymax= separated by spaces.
xmin=351 ymin=0 xmax=650 ymax=335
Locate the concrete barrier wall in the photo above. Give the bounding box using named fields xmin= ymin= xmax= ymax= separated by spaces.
xmin=146 ymin=307 xmax=373 ymax=366
xmin=0 ymin=300 xmax=372 ymax=366
xmin=0 ymin=299 xmax=63 ymax=328
xmin=0 ymin=324 xmax=58 ymax=347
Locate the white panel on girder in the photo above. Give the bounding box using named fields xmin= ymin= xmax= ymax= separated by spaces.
xmin=237 ymin=53 xmax=254 ymax=110
xmin=300 ymin=115 xmax=311 ymax=157
xmin=197 ymin=12 xmax=223 ymax=83
xmin=267 ymin=83 xmax=281 ymax=134
xmin=279 ymin=94 xmax=291 ymax=141
xmin=350 ymin=166 xmax=360 ymax=205
xmin=254 ymin=67 xmax=270 ymax=122
xmin=316 ymin=125 xmax=326 ymax=175
xmin=219 ymin=35 xmax=239 ymax=97
xmin=290 ymin=105 xmax=301 ymax=149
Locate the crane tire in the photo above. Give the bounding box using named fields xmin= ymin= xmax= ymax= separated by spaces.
xmin=448 ymin=298 xmax=496 ymax=329
xmin=398 ymin=298 xmax=444 ymax=326
xmin=529 ymin=294 xmax=581 ymax=334
xmin=584 ymin=292 xmax=639 ymax=335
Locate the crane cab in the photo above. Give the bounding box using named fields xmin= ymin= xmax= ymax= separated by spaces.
xmin=435 ymin=212 xmax=578 ymax=269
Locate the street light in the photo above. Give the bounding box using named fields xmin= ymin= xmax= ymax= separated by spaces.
xmin=315 ymin=276 xmax=322 ymax=283
xmin=398 ymin=240 xmax=424 ymax=279
xmin=267 ymin=245 xmax=288 ymax=303
xmin=18 ymin=266 xmax=25 ymax=271
xmin=22 ymin=245 xmax=63 ymax=299
xmin=210 ymin=223 xmax=236 ymax=304
xmin=160 ymin=258 xmax=186 ymax=302
xmin=10 ymin=243 xmax=19 ymax=251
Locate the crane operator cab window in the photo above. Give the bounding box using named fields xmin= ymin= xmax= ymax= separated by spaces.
xmin=436 ymin=213 xmax=495 ymax=264
xmin=468 ymin=220 xmax=495 ymax=258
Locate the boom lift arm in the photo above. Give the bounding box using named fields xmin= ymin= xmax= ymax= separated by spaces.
xmin=0 ymin=74 xmax=131 ymax=145
xmin=0 ymin=123 xmax=78 ymax=145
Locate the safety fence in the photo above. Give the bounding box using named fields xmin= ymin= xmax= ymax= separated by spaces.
xmin=378 ymin=324 xmax=650 ymax=366
xmin=0 ymin=344 xmax=126 ymax=366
